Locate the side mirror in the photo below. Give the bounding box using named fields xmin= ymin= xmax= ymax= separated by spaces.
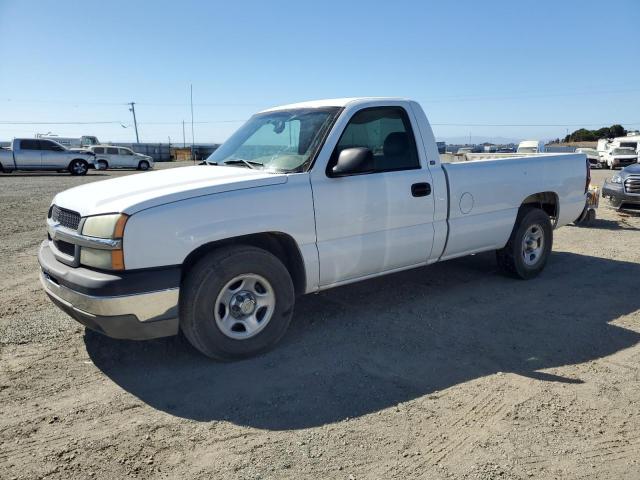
xmin=331 ymin=147 xmax=374 ymax=176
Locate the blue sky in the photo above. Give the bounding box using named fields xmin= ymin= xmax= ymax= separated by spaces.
xmin=1 ymin=0 xmax=639 ymax=144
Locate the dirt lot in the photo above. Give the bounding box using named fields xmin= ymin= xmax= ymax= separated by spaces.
xmin=1 ymin=164 xmax=639 ymax=480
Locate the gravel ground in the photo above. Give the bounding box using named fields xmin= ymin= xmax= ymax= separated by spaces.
xmin=1 ymin=164 xmax=639 ymax=480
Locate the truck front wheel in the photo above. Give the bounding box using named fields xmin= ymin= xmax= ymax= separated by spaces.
xmin=69 ymin=159 xmax=88 ymax=176
xmin=180 ymin=245 xmax=295 ymax=360
xmin=496 ymin=207 xmax=552 ymax=279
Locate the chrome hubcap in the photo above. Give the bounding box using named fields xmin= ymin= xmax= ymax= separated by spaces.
xmin=214 ymin=274 xmax=275 ymax=339
xmin=522 ymin=224 xmax=544 ymax=266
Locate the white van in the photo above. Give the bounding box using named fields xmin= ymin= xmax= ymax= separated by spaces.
xmin=611 ymin=135 xmax=640 ymax=153
xmin=517 ymin=140 xmax=546 ymax=154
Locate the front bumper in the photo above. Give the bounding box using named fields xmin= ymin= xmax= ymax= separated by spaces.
xmin=602 ymin=181 xmax=640 ymax=208
xmin=38 ymin=241 xmax=180 ymax=340
xmin=611 ymin=158 xmax=638 ymax=168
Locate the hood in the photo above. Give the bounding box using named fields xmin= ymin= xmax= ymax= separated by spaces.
xmin=52 ymin=165 xmax=288 ymax=216
xmin=621 ymin=164 xmax=640 ymax=175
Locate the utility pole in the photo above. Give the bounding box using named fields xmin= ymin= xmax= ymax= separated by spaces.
xmin=182 ymin=120 xmax=186 ymax=148
xmin=128 ymin=102 xmax=140 ymax=143
xmin=190 ymin=84 xmax=195 ymax=163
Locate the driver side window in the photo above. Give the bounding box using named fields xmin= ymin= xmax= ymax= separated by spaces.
xmin=330 ymin=107 xmax=420 ymax=174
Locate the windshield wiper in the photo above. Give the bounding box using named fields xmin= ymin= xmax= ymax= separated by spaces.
xmin=223 ymin=159 xmax=263 ymax=170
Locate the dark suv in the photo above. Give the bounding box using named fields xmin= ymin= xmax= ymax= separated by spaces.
xmin=602 ymin=163 xmax=640 ymax=210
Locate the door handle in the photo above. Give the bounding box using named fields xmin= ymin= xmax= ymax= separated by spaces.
xmin=411 ymin=182 xmax=431 ymax=197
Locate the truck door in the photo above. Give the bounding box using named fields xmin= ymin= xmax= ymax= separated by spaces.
xmin=15 ymin=139 xmax=42 ymax=168
xmin=310 ymin=105 xmax=436 ymax=287
xmin=39 ymin=140 xmax=66 ymax=169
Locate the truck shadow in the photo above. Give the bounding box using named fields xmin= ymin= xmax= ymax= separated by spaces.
xmin=85 ymin=251 xmax=640 ymax=430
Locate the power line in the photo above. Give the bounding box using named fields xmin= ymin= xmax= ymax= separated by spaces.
xmin=0 ymin=98 xmax=268 ymax=107
xmin=0 ymin=119 xmax=245 ymax=125
xmin=0 ymin=120 xmax=125 ymax=125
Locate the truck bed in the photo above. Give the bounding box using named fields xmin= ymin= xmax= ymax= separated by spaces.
xmin=439 ymin=153 xmax=587 ymax=260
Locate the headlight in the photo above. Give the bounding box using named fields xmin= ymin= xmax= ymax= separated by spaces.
xmin=80 ymin=214 xmax=128 ymax=270
xmin=82 ymin=214 xmax=127 ymax=238
xmin=611 ymin=175 xmax=622 ymax=184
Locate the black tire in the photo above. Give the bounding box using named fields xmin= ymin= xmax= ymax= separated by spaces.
xmin=97 ymin=160 xmax=108 ymax=170
xmin=138 ymin=160 xmax=150 ymax=171
xmin=496 ymin=207 xmax=553 ymax=279
xmin=68 ymin=159 xmax=88 ymax=176
xmin=180 ymin=245 xmax=295 ymax=360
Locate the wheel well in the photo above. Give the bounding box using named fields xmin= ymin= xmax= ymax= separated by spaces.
xmin=520 ymin=192 xmax=558 ymax=225
xmin=181 ymin=232 xmax=307 ymax=296
xmin=98 ymin=159 xmax=109 ymax=167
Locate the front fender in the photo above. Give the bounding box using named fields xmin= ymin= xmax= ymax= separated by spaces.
xmin=122 ymin=174 xmax=320 ymax=291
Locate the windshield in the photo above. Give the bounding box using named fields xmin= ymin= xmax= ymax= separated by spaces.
xmin=613 ymin=148 xmax=637 ymax=155
xmin=207 ymin=107 xmax=340 ymax=172
xmin=517 ymin=147 xmax=538 ymax=153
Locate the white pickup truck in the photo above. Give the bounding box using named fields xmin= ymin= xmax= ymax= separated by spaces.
xmin=1 ymin=138 xmax=97 ymax=175
xmin=39 ymin=98 xmax=589 ymax=360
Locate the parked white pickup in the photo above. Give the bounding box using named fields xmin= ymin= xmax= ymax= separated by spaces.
xmin=39 ymin=98 xmax=589 ymax=359
xmin=0 ymin=138 xmax=97 ymax=175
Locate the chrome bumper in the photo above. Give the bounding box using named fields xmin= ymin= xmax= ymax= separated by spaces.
xmin=38 ymin=240 xmax=180 ymax=340
xmin=40 ymin=271 xmax=179 ymax=340
xmin=40 ymin=270 xmax=179 ymax=322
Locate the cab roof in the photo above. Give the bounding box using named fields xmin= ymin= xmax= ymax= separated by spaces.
xmin=259 ymin=97 xmax=412 ymax=113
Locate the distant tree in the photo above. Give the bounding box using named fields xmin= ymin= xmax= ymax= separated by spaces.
xmin=563 ymin=125 xmax=627 ymax=143
xmin=608 ymin=124 xmax=626 ymax=138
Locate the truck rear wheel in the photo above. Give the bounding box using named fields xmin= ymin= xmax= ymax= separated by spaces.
xmin=180 ymin=245 xmax=295 ymax=360
xmin=69 ymin=159 xmax=88 ymax=176
xmin=496 ymin=207 xmax=552 ymax=279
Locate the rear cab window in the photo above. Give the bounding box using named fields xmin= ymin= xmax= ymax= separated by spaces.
xmin=19 ymin=139 xmax=40 ymax=150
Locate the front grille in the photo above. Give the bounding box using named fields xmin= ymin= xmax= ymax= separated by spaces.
xmin=618 ymin=158 xmax=637 ymax=165
xmin=53 ymin=239 xmax=75 ymax=257
xmin=51 ymin=205 xmax=81 ymax=230
xmin=624 ymin=176 xmax=640 ymax=194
